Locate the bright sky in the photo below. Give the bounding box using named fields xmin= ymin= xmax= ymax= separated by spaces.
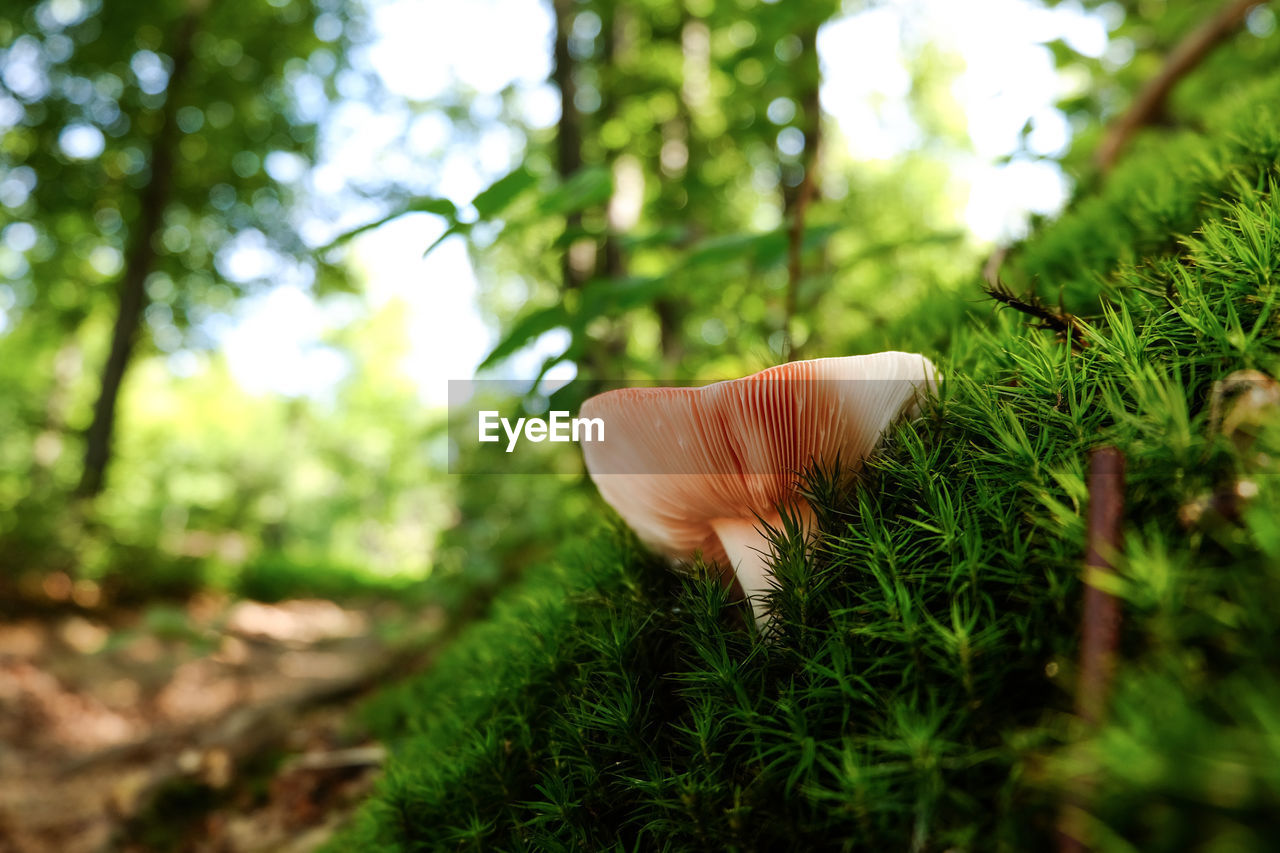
xmin=213 ymin=0 xmax=1116 ymax=405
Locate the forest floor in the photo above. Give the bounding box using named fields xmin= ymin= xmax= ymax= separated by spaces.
xmin=0 ymin=590 xmax=442 ymax=852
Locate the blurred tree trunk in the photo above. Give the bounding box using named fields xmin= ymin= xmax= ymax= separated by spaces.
xmin=551 ymin=0 xmax=600 ymax=389
xmin=651 ymin=11 xmax=706 ymax=373
xmin=599 ymin=1 xmax=623 ymax=280
xmin=552 ymin=0 xmax=586 ymax=295
xmin=595 ymin=2 xmax=630 ymax=372
xmin=782 ymin=25 xmax=821 ymax=360
xmin=552 ymin=0 xmax=626 ymax=385
xmin=77 ymin=8 xmax=202 ymax=497
xmin=782 ymin=27 xmax=821 ymax=212
xmin=655 ymin=298 xmax=684 ymax=368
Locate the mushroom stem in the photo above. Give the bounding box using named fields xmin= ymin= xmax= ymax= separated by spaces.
xmin=711 ymin=516 xmax=777 ymax=626
xmin=711 ymin=505 xmax=815 ymax=628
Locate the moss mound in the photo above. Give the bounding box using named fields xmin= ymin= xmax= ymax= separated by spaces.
xmin=337 ymin=77 xmax=1280 ymax=851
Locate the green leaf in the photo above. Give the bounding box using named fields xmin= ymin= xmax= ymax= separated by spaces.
xmin=319 ymin=196 xmax=458 ymax=252
xmin=552 ymin=222 xmax=607 ymax=249
xmin=746 ymin=230 xmax=790 ymax=269
xmin=618 ymin=225 xmax=687 ymax=250
xmin=540 ymin=166 xmax=613 ymax=216
xmin=581 ymin=276 xmax=667 ymax=316
xmin=841 ymin=230 xmax=967 ymax=267
xmin=412 ymin=197 xmax=459 ymax=218
xmin=532 ymin=349 xmax=571 ymax=388
xmin=472 ymin=165 xmax=540 ymax=218
xmin=684 ymin=231 xmax=772 ymax=268
xmin=753 ymin=223 xmax=842 ymax=270
xmin=478 ymin=304 xmax=570 ymax=371
xmin=423 ymin=222 xmax=472 ymax=258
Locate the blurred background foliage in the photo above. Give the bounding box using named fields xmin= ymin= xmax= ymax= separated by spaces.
xmin=1 ymin=0 xmax=1277 ymax=623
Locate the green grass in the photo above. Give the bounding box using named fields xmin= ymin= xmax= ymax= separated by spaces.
xmin=333 ymin=75 xmax=1280 ymax=851
xmin=230 ymin=551 xmax=429 ymax=604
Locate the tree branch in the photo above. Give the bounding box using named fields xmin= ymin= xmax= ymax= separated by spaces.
xmin=1096 ymin=0 xmax=1260 ymax=173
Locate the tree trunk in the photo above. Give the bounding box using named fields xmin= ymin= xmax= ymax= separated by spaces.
xmin=782 ymin=25 xmax=821 ymax=361
xmin=552 ymin=0 xmax=626 ymax=388
xmin=655 ymin=295 xmax=684 ymax=368
xmin=552 ymin=0 xmax=586 ymax=296
xmin=76 ymin=10 xmax=201 ymax=497
xmin=595 ymin=2 xmax=630 ymax=371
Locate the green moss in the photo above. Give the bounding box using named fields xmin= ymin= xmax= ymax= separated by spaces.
xmin=1009 ymin=77 xmax=1280 ymax=313
xmin=334 ymin=74 xmax=1280 ymax=851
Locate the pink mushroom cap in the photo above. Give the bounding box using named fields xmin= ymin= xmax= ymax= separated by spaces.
xmin=580 ymin=351 xmax=939 ymax=626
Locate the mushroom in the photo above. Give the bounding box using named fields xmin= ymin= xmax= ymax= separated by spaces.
xmin=580 ymin=351 xmax=938 ymax=628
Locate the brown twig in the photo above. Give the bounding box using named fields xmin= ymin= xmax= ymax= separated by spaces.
xmin=984 ymin=279 xmax=1088 ymax=348
xmin=1096 ymin=0 xmax=1261 ymax=173
xmin=1077 ymin=447 xmax=1126 ymax=725
xmin=1058 ymin=446 xmax=1127 ymax=853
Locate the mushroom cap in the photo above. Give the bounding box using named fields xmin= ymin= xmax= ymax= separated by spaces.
xmin=580 ymin=351 xmax=938 ymax=566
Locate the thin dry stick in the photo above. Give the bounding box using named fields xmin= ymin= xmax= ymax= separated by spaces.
xmin=1058 ymin=446 xmax=1127 ymax=853
xmin=1077 ymin=447 xmax=1126 ymax=725
xmin=1096 ymin=0 xmax=1262 ymax=173
xmin=984 ymin=279 xmax=1088 ymax=348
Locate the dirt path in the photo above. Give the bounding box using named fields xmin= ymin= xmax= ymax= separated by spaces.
xmin=0 ymin=595 xmax=442 ymax=852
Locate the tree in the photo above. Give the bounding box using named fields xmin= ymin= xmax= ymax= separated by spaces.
xmin=0 ymin=0 xmax=361 ymax=498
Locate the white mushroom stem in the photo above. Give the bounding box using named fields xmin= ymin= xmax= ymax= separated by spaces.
xmin=710 ymin=517 xmax=776 ymax=625
xmin=711 ymin=505 xmax=816 ymax=628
